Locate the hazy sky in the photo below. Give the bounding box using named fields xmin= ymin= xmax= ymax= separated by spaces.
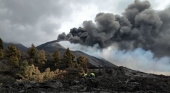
xmin=0 ymin=0 xmax=169 ymax=47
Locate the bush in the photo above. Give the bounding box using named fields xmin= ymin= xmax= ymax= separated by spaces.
xmin=20 ymin=64 xmax=67 ymax=82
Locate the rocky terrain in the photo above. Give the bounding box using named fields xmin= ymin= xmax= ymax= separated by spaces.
xmin=0 ymin=66 xmax=170 ymax=93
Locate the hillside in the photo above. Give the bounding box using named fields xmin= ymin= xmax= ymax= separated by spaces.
xmin=36 ymin=40 xmax=116 ymax=68
xmin=4 ymin=42 xmax=28 ymax=52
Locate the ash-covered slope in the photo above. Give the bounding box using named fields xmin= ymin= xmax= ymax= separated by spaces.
xmin=36 ymin=40 xmax=65 ymax=53
xmin=36 ymin=40 xmax=116 ymax=68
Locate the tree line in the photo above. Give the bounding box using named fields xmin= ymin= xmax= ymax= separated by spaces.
xmin=0 ymin=38 xmax=89 ymax=81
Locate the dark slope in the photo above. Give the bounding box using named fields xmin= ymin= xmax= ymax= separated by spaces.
xmin=36 ymin=40 xmax=116 ymax=68
xmin=4 ymin=42 xmax=28 ymax=52
xmin=72 ymin=50 xmax=116 ymax=68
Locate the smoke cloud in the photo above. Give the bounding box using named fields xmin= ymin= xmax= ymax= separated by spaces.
xmin=58 ymin=0 xmax=170 ymax=57
xmin=58 ymin=41 xmax=170 ymax=75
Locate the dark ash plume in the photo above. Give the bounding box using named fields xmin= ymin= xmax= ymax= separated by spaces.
xmin=58 ymin=0 xmax=170 ymax=57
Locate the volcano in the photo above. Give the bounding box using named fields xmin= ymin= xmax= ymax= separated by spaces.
xmin=36 ymin=40 xmax=116 ymax=68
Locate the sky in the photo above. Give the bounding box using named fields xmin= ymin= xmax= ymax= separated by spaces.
xmin=0 ymin=0 xmax=170 ymax=47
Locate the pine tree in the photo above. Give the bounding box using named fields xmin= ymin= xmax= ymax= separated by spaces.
xmin=8 ymin=55 xmax=19 ymax=68
xmin=0 ymin=38 xmax=3 ymax=49
xmin=28 ymin=58 xmax=34 ymax=65
xmin=27 ymin=44 xmax=37 ymax=58
xmin=63 ymin=48 xmax=75 ymax=67
xmin=20 ymin=60 xmax=29 ymax=75
xmin=0 ymin=38 xmax=3 ymax=59
xmin=52 ymin=49 xmax=60 ymax=66
xmin=37 ymin=49 xmax=46 ymax=66
xmin=0 ymin=49 xmax=3 ymax=59
xmin=20 ymin=60 xmax=29 ymax=70
xmin=5 ymin=45 xmax=17 ymax=57
xmin=77 ymin=56 xmax=88 ymax=73
xmin=5 ymin=45 xmax=21 ymax=60
xmin=17 ymin=48 xmax=21 ymax=60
